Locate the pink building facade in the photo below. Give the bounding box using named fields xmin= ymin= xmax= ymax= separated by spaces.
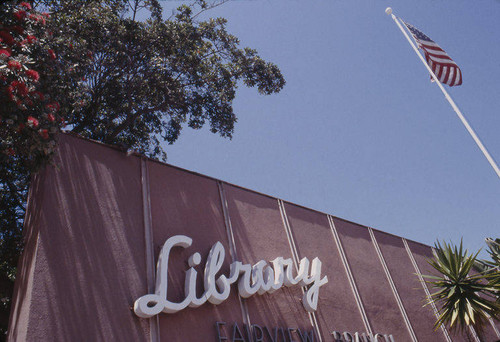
xmin=8 ymin=134 xmax=500 ymax=341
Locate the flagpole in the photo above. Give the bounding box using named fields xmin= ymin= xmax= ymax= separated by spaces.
xmin=385 ymin=7 xmax=500 ymax=180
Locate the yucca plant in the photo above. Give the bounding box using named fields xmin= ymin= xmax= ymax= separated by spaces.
xmin=425 ymin=240 xmax=500 ymax=336
xmin=476 ymin=238 xmax=500 ymax=272
xmin=481 ymin=239 xmax=500 ymax=306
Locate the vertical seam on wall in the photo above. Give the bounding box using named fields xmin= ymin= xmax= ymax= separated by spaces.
xmin=218 ymin=182 xmax=238 ymax=261
xmin=327 ymin=215 xmax=373 ymax=336
xmin=140 ymin=159 xmax=159 ymax=342
xmin=19 ymin=173 xmax=42 ymax=340
xmin=488 ymin=316 xmax=500 ymax=339
xmin=402 ymin=238 xmax=452 ymax=342
xmin=23 ymin=229 xmax=40 ymax=340
xmin=278 ymin=200 xmax=323 ymax=342
xmin=368 ymin=228 xmax=417 ymax=342
xmin=217 ymin=182 xmax=252 ymax=332
xmin=468 ymin=326 xmax=480 ymax=342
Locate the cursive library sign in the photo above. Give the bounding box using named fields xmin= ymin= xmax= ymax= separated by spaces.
xmin=134 ymin=235 xmax=328 ymax=318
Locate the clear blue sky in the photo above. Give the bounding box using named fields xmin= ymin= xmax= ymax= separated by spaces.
xmin=159 ymin=0 xmax=500 ymax=255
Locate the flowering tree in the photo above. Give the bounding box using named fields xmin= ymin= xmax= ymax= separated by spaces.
xmin=1 ymin=1 xmax=64 ymax=161
xmin=0 ymin=2 xmax=68 ymax=334
xmin=0 ymin=0 xmax=285 ymax=337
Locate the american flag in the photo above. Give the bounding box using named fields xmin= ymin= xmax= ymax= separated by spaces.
xmin=401 ymin=20 xmax=462 ymax=87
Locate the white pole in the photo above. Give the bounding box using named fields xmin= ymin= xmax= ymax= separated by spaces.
xmin=385 ymin=7 xmax=500 ymax=180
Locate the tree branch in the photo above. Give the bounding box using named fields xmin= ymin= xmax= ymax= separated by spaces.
xmin=192 ymin=0 xmax=230 ymax=20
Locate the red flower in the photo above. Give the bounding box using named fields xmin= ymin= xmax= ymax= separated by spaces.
xmin=7 ymin=60 xmax=22 ymax=70
xmin=30 ymin=91 xmax=44 ymax=101
xmin=0 ymin=31 xmax=15 ymax=45
xmin=6 ymin=86 xmax=15 ymax=101
xmin=5 ymin=148 xmax=15 ymax=156
xmin=12 ymin=26 xmax=24 ymax=34
xmin=46 ymin=102 xmax=60 ymax=112
xmin=0 ymin=49 xmax=11 ymax=58
xmin=27 ymin=116 xmax=39 ymax=127
xmin=20 ymin=2 xmax=32 ymax=10
xmin=26 ymin=35 xmax=36 ymax=44
xmin=17 ymin=123 xmax=25 ymax=132
xmin=47 ymin=113 xmax=55 ymax=122
xmin=47 ymin=49 xmax=56 ymax=60
xmin=11 ymin=81 xmax=28 ymax=97
xmin=39 ymin=129 xmax=49 ymax=139
xmin=25 ymin=13 xmax=46 ymax=25
xmin=13 ymin=11 xmax=27 ymax=21
xmin=25 ymin=69 xmax=40 ymax=81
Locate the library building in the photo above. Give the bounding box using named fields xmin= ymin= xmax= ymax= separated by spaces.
xmin=7 ymin=134 xmax=500 ymax=341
